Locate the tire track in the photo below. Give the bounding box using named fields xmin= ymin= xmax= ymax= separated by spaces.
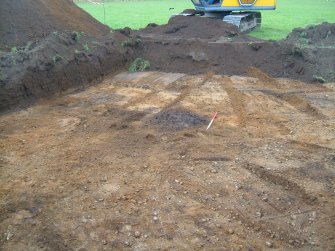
xmin=243 ymin=162 xmax=317 ymax=205
xmin=219 ymin=77 xmax=248 ymax=127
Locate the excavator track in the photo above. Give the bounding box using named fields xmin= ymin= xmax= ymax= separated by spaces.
xmin=223 ymin=12 xmax=261 ymax=32
xmin=176 ymin=10 xmax=261 ymax=33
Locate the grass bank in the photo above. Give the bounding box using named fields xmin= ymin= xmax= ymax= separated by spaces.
xmin=77 ymin=0 xmax=335 ymax=40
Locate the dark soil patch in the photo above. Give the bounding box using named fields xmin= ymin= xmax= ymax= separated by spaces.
xmin=0 ymin=0 xmax=109 ymax=50
xmin=152 ymin=109 xmax=208 ymax=130
xmin=1 ymin=3 xmax=334 ymax=113
xmin=140 ymin=15 xmax=239 ymax=40
xmin=286 ymin=22 xmax=335 ymax=46
xmin=0 ymin=0 xmax=136 ymax=112
xmin=135 ymin=17 xmax=335 ymax=84
xmin=0 ymin=31 xmax=133 ymax=112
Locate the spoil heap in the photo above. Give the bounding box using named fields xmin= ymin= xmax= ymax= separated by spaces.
xmin=0 ymin=0 xmax=109 ymax=50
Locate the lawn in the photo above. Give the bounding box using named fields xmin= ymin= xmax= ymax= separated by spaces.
xmin=77 ymin=0 xmax=335 ymax=40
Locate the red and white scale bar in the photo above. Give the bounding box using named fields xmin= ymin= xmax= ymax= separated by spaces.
xmin=206 ymin=112 xmax=218 ymax=131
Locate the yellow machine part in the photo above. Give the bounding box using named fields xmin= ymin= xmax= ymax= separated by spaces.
xmin=222 ymin=0 xmax=276 ymax=7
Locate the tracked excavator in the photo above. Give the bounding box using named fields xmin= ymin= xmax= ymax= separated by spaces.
xmin=181 ymin=0 xmax=276 ymax=32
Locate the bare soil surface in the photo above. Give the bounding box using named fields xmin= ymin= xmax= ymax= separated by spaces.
xmin=0 ymin=0 xmax=134 ymax=113
xmin=1 ymin=71 xmax=335 ymax=251
xmin=1 ymin=3 xmax=335 ymax=249
xmin=0 ymin=0 xmax=109 ymax=50
xmin=0 ymin=31 xmax=133 ymax=112
xmin=1 ymin=9 xmax=335 ymax=112
xmin=141 ymin=16 xmax=240 ymax=40
xmin=136 ymin=17 xmax=335 ymax=84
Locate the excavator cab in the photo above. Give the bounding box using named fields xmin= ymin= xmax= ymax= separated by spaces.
xmin=188 ymin=0 xmax=276 ymax=32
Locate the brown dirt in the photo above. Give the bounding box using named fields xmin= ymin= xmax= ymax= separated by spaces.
xmin=0 ymin=0 xmax=109 ymax=50
xmin=1 ymin=9 xmax=335 ymax=112
xmin=1 ymin=71 xmax=334 ymax=250
xmin=286 ymin=22 xmax=335 ymax=46
xmin=0 ymin=31 xmax=134 ymax=112
xmin=0 ymin=0 xmax=136 ymax=113
xmin=141 ymin=15 xmax=240 ymax=39
xmin=135 ymin=16 xmax=335 ymax=84
xmin=1 ymin=6 xmax=335 ymax=249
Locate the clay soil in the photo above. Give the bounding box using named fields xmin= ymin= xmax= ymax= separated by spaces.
xmin=1 ymin=1 xmax=335 ymax=250
xmin=1 ymin=71 xmax=335 ymax=250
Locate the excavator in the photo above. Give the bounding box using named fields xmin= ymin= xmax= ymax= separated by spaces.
xmin=182 ymin=0 xmax=276 ymax=32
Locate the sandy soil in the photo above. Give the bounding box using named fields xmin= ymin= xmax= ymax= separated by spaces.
xmin=1 ymin=71 xmax=334 ymax=250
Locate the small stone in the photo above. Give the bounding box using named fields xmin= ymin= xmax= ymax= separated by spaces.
xmin=228 ymin=229 xmax=234 ymax=234
xmin=100 ymin=177 xmax=108 ymax=182
xmin=153 ymin=216 xmax=159 ymax=221
xmin=262 ymin=197 xmax=268 ymax=202
xmin=235 ymin=184 xmax=242 ymax=190
xmin=175 ymin=180 xmax=179 ymax=183
xmin=266 ymin=241 xmax=273 ymax=248
xmin=134 ymin=231 xmax=141 ymax=238
xmin=102 ymin=240 xmax=107 ymax=245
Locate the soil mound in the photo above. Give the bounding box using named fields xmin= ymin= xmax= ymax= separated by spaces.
xmin=140 ymin=16 xmax=239 ymax=39
xmin=0 ymin=0 xmax=110 ymax=50
xmin=286 ymin=22 xmax=335 ymax=46
xmin=0 ymin=0 xmax=135 ymax=112
xmin=137 ymin=22 xmax=335 ymax=84
xmin=0 ymin=31 xmax=133 ymax=112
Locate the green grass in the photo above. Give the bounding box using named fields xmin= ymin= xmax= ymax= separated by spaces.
xmin=77 ymin=0 xmax=335 ymax=40
xmin=251 ymin=0 xmax=335 ymax=39
xmin=77 ymin=0 xmax=193 ymax=29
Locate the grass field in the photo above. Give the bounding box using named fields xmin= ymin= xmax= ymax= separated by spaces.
xmin=77 ymin=0 xmax=335 ymax=40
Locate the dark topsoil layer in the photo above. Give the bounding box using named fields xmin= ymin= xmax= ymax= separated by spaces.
xmin=135 ymin=16 xmax=335 ymax=83
xmin=0 ymin=0 xmax=110 ymax=50
xmin=141 ymin=15 xmax=240 ymax=40
xmin=0 ymin=0 xmax=133 ymax=112
xmin=1 ymin=2 xmax=335 ymax=113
